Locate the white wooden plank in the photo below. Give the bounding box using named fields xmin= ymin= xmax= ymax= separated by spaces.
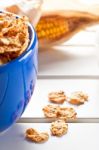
xmin=85 ymin=25 xmax=99 ymax=32
xmin=0 ymin=123 xmax=98 ymax=150
xmin=38 ymin=46 xmax=99 ymax=76
xmin=62 ymin=31 xmax=96 ymax=45
xmin=22 ymin=79 xmax=99 ymax=119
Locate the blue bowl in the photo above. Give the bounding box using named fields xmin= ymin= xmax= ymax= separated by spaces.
xmin=0 ymin=13 xmax=38 ymax=132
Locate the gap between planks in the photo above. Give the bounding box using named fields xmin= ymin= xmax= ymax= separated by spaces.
xmin=17 ymin=118 xmax=99 ymax=123
xmin=37 ymin=75 xmax=99 ymax=80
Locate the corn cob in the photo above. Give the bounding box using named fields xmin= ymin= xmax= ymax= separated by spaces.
xmin=36 ymin=10 xmax=99 ymax=47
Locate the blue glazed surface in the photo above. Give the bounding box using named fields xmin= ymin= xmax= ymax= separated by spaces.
xmin=0 ymin=13 xmax=38 ymax=132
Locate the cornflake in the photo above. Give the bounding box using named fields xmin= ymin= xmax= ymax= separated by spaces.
xmin=25 ymin=128 xmax=49 ymax=143
xmin=0 ymin=12 xmax=29 ymax=64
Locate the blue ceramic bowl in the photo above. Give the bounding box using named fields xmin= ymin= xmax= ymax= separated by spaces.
xmin=0 ymin=12 xmax=38 ymax=132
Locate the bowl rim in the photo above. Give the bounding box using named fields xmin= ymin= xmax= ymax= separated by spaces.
xmin=0 ymin=11 xmax=37 ymax=69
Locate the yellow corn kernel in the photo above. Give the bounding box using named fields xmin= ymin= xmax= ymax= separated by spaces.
xmin=36 ymin=15 xmax=69 ymax=41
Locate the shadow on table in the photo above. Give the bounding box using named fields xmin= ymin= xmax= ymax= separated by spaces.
xmin=38 ymin=46 xmax=92 ymax=74
xmin=0 ymin=124 xmax=36 ymax=150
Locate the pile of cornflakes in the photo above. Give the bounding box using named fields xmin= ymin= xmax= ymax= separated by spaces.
xmin=0 ymin=12 xmax=29 ymax=65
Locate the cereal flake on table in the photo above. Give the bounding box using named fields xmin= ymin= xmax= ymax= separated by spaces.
xmin=48 ymin=91 xmax=67 ymax=104
xmin=25 ymin=128 xmax=49 ymax=143
xmin=68 ymin=91 xmax=88 ymax=105
xmin=50 ymin=120 xmax=68 ymax=137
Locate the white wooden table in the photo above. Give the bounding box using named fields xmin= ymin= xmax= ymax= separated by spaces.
xmin=0 ymin=123 xmax=98 ymax=150
xmin=1 ymin=27 xmax=99 ymax=150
